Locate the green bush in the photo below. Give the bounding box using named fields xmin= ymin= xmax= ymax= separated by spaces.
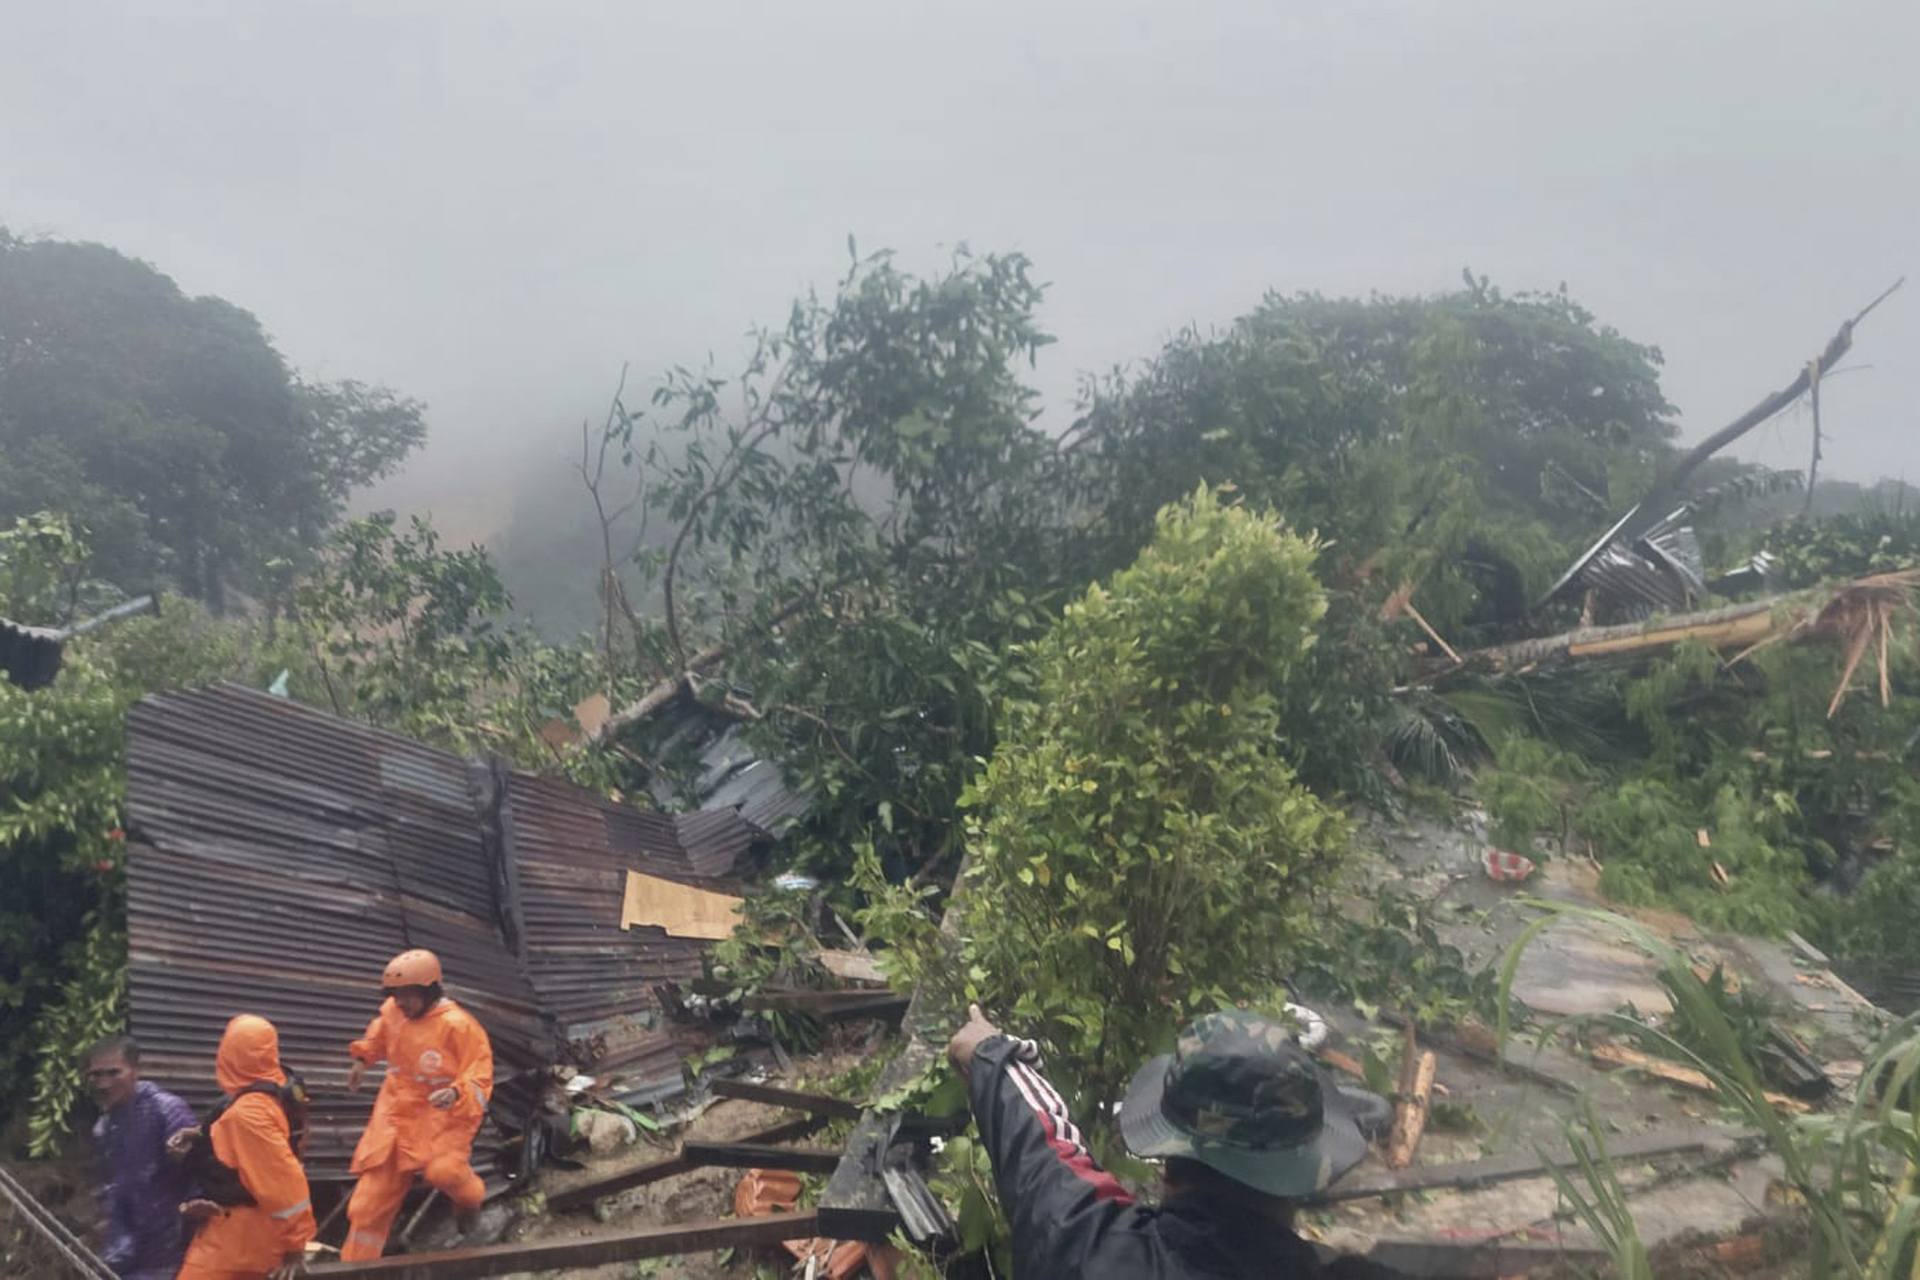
xmin=949 ymin=487 xmax=1350 ymax=1141
xmin=1581 ymin=780 xmax=1807 ymax=934
xmin=1480 ymin=736 xmax=1590 ymax=854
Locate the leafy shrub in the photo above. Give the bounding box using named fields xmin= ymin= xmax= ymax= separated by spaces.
xmin=1292 ymin=888 xmax=1497 ymax=1029
xmin=1581 ymin=781 xmax=1807 ymax=934
xmin=949 ymin=487 xmax=1350 ymax=1141
xmin=1762 ymin=507 xmax=1920 ymax=589
xmin=1480 ymin=736 xmax=1589 ymax=853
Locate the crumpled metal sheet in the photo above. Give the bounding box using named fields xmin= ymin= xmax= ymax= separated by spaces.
xmin=1543 ymin=502 xmax=1708 ymax=618
xmin=124 ymin=684 xmax=776 ymax=1184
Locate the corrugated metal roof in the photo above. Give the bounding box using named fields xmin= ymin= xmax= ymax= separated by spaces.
xmin=124 ymin=684 xmax=777 ymax=1185
xmin=1542 ymin=503 xmax=1708 ymax=618
xmin=0 ymin=616 xmax=63 ymax=689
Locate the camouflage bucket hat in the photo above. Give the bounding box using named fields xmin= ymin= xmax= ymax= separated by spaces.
xmin=1119 ymin=1008 xmax=1369 ymax=1198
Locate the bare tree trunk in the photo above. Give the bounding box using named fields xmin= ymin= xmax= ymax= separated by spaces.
xmin=1612 ymin=278 xmax=1902 ymax=550
xmin=1803 ymin=357 xmax=1824 ymax=517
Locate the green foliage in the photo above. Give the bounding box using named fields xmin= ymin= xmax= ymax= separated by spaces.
xmin=0 ymin=512 xmax=105 ymax=624
xmin=1070 ymin=274 xmax=1675 ymax=617
xmin=595 ymin=247 xmax=1068 ymax=884
xmin=1480 ymin=736 xmax=1589 ymax=854
xmin=1763 ymin=506 xmax=1920 ymax=589
xmin=24 ymin=912 xmax=125 ymax=1157
xmin=949 ymin=489 xmax=1349 ymax=1141
xmin=708 ymin=888 xmax=830 ymax=1055
xmin=1462 ymin=631 xmax=1920 ymax=949
xmin=1292 ymin=888 xmax=1498 ymax=1029
xmin=0 ymin=229 xmax=424 ymax=606
xmin=291 ymin=512 xmax=611 ymax=771
xmin=1583 ymin=781 xmax=1807 ymax=933
xmin=1540 ymin=1099 xmax=1653 ymax=1280
xmin=1651 ymin=964 xmax=1780 ymax=1077
xmin=0 ymin=652 xmax=130 ymax=1152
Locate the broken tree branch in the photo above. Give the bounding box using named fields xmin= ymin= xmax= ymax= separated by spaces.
xmin=659 ymin=359 xmax=794 ymax=670
xmin=1454 ymin=598 xmax=1785 ymax=672
xmin=578 ymin=364 xmax=647 ymax=664
xmin=1804 ymin=356 xmax=1824 ymax=517
xmin=584 ymin=589 xmax=826 ymax=747
xmin=1608 ymin=277 xmax=1903 ymax=553
xmin=1448 ymin=570 xmax=1919 ymax=677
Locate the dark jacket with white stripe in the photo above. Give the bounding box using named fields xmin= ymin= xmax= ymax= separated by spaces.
xmin=966 ymin=1035 xmax=1392 ymax=1278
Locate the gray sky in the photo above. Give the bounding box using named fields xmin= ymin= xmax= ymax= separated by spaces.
xmin=4 ymin=0 xmax=1916 ymax=545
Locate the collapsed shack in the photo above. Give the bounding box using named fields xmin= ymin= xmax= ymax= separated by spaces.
xmin=122 ymin=683 xmax=802 ymax=1194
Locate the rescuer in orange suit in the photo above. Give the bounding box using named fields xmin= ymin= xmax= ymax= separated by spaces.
xmin=339 ymin=948 xmax=494 ymax=1262
xmin=175 ymin=1015 xmax=315 ymax=1280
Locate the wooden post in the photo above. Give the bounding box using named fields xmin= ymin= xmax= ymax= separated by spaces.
xmin=1384 ymin=1025 xmax=1436 ymax=1170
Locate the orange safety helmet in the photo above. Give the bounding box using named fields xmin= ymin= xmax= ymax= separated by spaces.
xmin=381 ymin=948 xmax=442 ymax=990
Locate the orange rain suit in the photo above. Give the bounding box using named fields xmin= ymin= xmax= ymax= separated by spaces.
xmin=176 ymin=1015 xmax=315 ymax=1280
xmin=340 ymin=996 xmax=493 ymax=1261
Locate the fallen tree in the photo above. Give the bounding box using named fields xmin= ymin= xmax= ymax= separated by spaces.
xmin=1448 ymin=570 xmax=1918 ymax=719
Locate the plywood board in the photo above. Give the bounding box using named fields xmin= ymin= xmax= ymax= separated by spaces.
xmin=816 ymin=949 xmax=887 ymax=985
xmin=620 ymin=870 xmax=744 ymax=940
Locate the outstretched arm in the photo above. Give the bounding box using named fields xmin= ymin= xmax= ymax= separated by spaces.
xmin=347 ymin=1003 xmax=391 ymax=1091
xmin=953 ymin=1007 xmax=1139 ymax=1273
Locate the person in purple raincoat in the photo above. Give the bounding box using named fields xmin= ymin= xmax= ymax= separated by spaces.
xmin=86 ymin=1034 xmax=198 ymax=1280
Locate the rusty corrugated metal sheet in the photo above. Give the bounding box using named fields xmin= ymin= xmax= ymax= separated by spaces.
xmin=125 ymin=684 xmax=771 ymax=1184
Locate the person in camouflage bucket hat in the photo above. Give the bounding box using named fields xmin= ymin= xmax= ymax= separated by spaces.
xmin=950 ymin=1002 xmax=1397 ymax=1278
xmin=1119 ymin=1008 xmax=1376 ymax=1198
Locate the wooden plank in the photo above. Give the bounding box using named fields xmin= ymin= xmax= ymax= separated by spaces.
xmin=543 ymin=1152 xmax=693 ymax=1212
xmin=710 ymin=1078 xmax=864 ymax=1120
xmin=1361 ymin=1237 xmax=1608 ymax=1277
xmin=742 ymin=989 xmax=902 ymax=1011
xmin=309 ymin=1211 xmax=820 ymax=1279
xmin=545 ymin=1115 xmax=826 ymax=1213
xmin=816 ymin=949 xmax=887 ymax=985
xmin=682 ymin=1142 xmax=845 ymax=1174
xmin=1312 ymin=1126 xmax=1745 ymax=1203
xmin=1588 ymin=1042 xmax=1810 ymax=1113
xmin=1384 ymin=1032 xmax=1437 ymax=1170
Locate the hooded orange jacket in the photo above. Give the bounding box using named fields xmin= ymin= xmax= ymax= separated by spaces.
xmin=349 ymin=996 xmax=492 ymax=1172
xmin=177 ymin=1015 xmax=314 ymax=1280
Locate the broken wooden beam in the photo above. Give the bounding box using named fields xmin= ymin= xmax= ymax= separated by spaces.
xmin=682 ymin=1141 xmax=845 ymax=1174
xmin=544 ymin=1115 xmax=826 ymax=1212
xmin=308 ymin=1211 xmax=820 ymax=1278
xmin=1360 ymin=1237 xmax=1608 ymax=1278
xmin=1312 ymin=1125 xmax=1748 ymax=1203
xmin=1384 ymin=1027 xmax=1437 ymax=1170
xmin=1588 ymin=1041 xmax=1810 ymax=1113
xmin=709 ymin=1078 xmax=865 ymax=1120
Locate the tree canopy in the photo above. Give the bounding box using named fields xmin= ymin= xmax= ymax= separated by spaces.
xmin=0 ymin=229 xmax=425 ymax=608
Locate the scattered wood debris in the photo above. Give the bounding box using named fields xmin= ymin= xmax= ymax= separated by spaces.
xmin=1588 ymin=1041 xmax=1810 ymax=1113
